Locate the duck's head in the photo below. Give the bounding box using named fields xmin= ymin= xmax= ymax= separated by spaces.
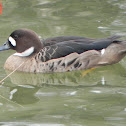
xmin=0 ymin=29 xmax=43 ymax=57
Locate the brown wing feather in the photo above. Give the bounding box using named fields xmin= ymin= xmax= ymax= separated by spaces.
xmin=40 ymin=35 xmax=121 ymax=62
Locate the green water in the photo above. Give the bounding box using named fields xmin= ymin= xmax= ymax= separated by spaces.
xmin=1 ymin=0 xmax=126 ymax=125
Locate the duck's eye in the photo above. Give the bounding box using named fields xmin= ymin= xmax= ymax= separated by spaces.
xmin=8 ymin=36 xmax=16 ymax=47
xmin=14 ymin=35 xmax=18 ymax=40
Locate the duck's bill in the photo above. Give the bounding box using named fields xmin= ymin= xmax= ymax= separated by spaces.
xmin=0 ymin=42 xmax=10 ymax=51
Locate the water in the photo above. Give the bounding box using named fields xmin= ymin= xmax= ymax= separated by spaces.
xmin=1 ymin=0 xmax=126 ymax=125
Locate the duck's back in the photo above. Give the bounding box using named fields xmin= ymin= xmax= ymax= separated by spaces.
xmin=40 ymin=35 xmax=121 ymax=62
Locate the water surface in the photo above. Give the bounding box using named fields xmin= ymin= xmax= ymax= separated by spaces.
xmin=0 ymin=0 xmax=126 ymax=126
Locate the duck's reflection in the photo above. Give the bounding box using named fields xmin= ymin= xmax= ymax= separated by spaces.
xmin=6 ymin=69 xmax=99 ymax=87
xmin=4 ymin=63 xmax=126 ymax=105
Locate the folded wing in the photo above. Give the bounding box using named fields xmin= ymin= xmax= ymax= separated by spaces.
xmin=40 ymin=36 xmax=121 ymax=62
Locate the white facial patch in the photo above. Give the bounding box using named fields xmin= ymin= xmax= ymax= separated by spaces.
xmin=9 ymin=36 xmax=16 ymax=46
xmin=13 ymin=47 xmax=34 ymax=57
xmin=101 ymin=49 xmax=105 ymax=55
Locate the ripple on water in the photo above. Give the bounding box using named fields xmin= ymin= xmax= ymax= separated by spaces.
xmin=0 ymin=122 xmax=65 ymax=126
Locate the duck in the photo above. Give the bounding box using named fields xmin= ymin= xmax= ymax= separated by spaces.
xmin=0 ymin=28 xmax=126 ymax=73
